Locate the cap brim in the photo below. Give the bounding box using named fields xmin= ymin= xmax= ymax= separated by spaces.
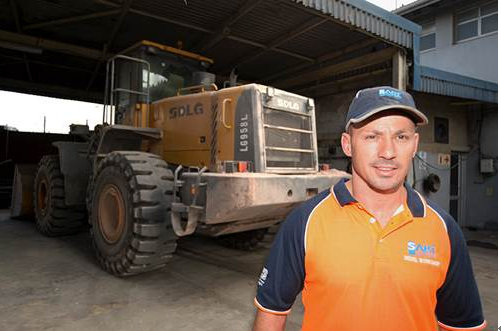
xmin=345 ymin=105 xmax=428 ymax=131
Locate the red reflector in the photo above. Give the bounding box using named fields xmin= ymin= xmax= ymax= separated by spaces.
xmin=237 ymin=161 xmax=248 ymax=172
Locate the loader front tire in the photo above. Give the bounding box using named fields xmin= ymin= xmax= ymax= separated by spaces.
xmin=88 ymin=152 xmax=177 ymax=276
xmin=33 ymin=155 xmax=86 ymax=236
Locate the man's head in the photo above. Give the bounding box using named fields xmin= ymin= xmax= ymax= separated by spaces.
xmin=341 ymin=87 xmax=428 ymax=194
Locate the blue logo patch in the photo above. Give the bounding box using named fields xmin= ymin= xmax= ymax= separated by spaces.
xmin=407 ymin=241 xmax=436 ymax=258
xmin=379 ymin=89 xmax=402 ymax=99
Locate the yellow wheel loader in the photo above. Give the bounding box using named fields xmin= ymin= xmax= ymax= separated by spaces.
xmin=26 ymin=40 xmax=347 ymax=276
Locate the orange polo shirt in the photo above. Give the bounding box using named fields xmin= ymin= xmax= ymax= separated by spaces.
xmin=255 ymin=178 xmax=486 ymax=331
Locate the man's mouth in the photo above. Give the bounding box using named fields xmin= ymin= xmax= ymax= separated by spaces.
xmin=375 ymin=166 xmax=397 ymax=170
xmin=373 ymin=165 xmax=398 ymax=175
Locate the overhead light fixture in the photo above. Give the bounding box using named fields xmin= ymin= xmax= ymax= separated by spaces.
xmin=0 ymin=41 xmax=43 ymax=54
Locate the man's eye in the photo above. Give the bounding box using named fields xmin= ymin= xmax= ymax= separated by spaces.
xmin=397 ymin=135 xmax=409 ymax=140
xmin=365 ymin=135 xmax=376 ymax=140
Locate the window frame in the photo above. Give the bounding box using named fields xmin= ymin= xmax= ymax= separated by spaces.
xmin=454 ymin=1 xmax=498 ymax=44
xmin=420 ymin=20 xmax=436 ymax=52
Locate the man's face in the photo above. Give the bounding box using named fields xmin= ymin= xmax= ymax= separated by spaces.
xmin=341 ymin=112 xmax=419 ymax=193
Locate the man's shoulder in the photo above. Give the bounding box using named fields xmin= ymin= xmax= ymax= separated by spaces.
xmin=425 ymin=198 xmax=462 ymax=238
xmin=278 ymin=188 xmax=332 ymax=237
xmin=289 ymin=187 xmax=332 ymax=222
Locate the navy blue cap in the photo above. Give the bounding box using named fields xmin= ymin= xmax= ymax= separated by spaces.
xmin=345 ymin=86 xmax=428 ymax=131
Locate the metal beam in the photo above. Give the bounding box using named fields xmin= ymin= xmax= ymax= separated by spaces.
xmin=0 ymin=53 xmax=95 ymax=74
xmin=0 ymin=59 xmax=24 ymax=67
xmin=96 ymin=0 xmax=212 ymax=33
xmin=263 ymin=38 xmax=380 ymax=84
xmin=296 ymin=68 xmax=390 ymax=97
xmin=274 ymin=46 xmax=396 ymax=90
xmin=85 ymin=0 xmax=133 ymax=91
xmin=224 ymin=17 xmax=326 ymax=72
xmin=0 ymin=77 xmax=102 ymax=103
xmin=0 ymin=30 xmax=105 ymax=60
xmin=9 ymin=0 xmax=32 ymax=82
xmin=24 ymin=9 xmax=121 ymax=31
xmin=193 ymin=0 xmax=265 ymax=52
xmin=225 ymin=35 xmax=314 ymax=63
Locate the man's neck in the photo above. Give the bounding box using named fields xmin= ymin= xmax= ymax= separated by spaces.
xmin=346 ymin=176 xmax=407 ymax=228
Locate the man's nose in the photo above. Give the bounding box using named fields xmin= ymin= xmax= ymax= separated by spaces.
xmin=378 ymin=135 xmax=396 ymax=159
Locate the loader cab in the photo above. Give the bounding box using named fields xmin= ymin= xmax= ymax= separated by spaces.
xmin=104 ymin=40 xmax=214 ymax=125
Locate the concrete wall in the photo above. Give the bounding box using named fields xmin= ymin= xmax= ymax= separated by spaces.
xmin=412 ymin=93 xmax=469 ymax=153
xmin=463 ymin=106 xmax=498 ymax=229
xmin=412 ymin=150 xmax=451 ymax=215
xmin=410 ymin=93 xmax=470 ymax=215
xmin=417 ymin=3 xmax=498 ymax=83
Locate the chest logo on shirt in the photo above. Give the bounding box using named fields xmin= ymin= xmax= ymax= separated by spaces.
xmin=407 ymin=241 xmax=436 ymax=257
xmin=404 ymin=241 xmax=440 ymax=266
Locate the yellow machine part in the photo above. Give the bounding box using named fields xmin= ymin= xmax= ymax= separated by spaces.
xmin=149 ymin=86 xmax=247 ymax=169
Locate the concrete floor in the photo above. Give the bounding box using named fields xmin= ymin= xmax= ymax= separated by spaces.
xmin=0 ymin=214 xmax=497 ymax=331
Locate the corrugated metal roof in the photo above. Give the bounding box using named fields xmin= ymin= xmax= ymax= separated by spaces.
xmin=1 ymin=0 xmax=456 ymax=103
xmin=279 ymin=20 xmax=368 ymax=58
xmin=294 ymin=0 xmax=421 ymax=48
xmin=418 ymin=66 xmax=498 ymax=103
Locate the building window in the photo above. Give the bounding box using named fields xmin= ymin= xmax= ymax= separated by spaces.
xmin=434 ymin=117 xmax=449 ymax=144
xmin=455 ymin=2 xmax=497 ymax=42
xmin=420 ymin=21 xmax=436 ymax=51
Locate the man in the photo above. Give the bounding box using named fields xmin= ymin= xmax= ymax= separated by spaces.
xmin=252 ymin=86 xmax=486 ymax=331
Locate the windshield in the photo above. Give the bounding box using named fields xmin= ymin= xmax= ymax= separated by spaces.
xmin=140 ymin=47 xmax=208 ymax=101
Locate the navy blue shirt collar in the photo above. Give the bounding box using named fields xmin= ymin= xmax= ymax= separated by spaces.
xmin=333 ymin=178 xmax=425 ymax=217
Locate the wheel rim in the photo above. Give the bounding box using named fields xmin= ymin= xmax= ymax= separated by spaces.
xmin=37 ymin=179 xmax=48 ymax=216
xmin=98 ymin=184 xmax=126 ymax=244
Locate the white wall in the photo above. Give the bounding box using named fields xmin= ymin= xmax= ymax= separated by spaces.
xmin=419 ymin=11 xmax=498 ymax=83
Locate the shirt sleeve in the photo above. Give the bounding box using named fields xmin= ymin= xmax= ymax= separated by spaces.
xmin=254 ymin=199 xmax=312 ymax=315
xmin=435 ymin=207 xmax=486 ymax=330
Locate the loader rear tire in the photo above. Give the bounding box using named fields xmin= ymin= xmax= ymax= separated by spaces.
xmin=218 ymin=228 xmax=268 ymax=250
xmin=88 ymin=152 xmax=177 ymax=277
xmin=33 ymin=155 xmax=86 ymax=236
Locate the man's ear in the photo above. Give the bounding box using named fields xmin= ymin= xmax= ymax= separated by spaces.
xmin=412 ymin=132 xmax=419 ymax=158
xmin=341 ymin=132 xmax=352 ymax=157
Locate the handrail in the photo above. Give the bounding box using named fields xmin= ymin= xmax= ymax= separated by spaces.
xmin=103 ymin=54 xmax=151 ymax=125
xmin=221 ymin=98 xmax=232 ymax=129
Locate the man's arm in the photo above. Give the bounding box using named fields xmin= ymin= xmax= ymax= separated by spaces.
xmin=252 ymin=192 xmax=327 ymax=330
xmin=252 ymin=310 xmax=286 ymax=331
xmin=432 ymin=201 xmax=486 ymax=330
